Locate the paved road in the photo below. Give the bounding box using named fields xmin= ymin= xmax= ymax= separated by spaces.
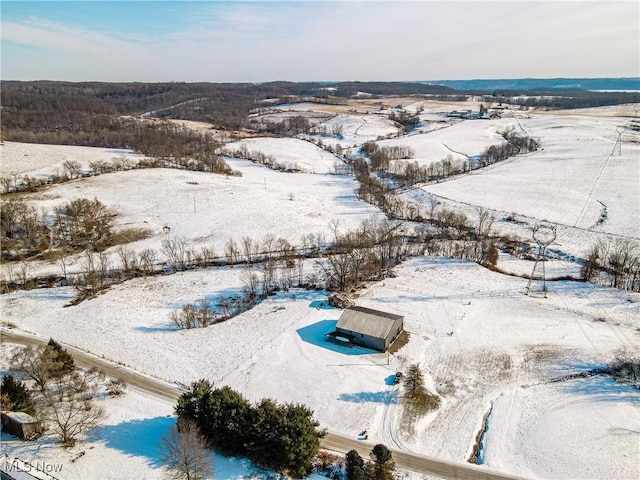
xmin=2 ymin=329 xmax=528 ymax=480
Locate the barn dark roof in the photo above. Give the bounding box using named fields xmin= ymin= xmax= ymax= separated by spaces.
xmin=336 ymin=306 xmax=403 ymax=339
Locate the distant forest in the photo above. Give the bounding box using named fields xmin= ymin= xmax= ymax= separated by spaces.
xmin=1 ymin=80 xmax=638 ymax=148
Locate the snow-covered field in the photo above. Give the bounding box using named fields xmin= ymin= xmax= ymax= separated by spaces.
xmin=309 ymin=114 xmax=401 ymax=148
xmin=419 ymin=110 xmax=640 ymax=238
xmin=378 ymin=118 xmax=515 ymax=169
xmin=2 ymin=103 xmax=639 ymax=479
xmin=2 ymin=155 xmax=382 ymax=279
xmin=2 ymin=256 xmax=638 ymax=479
xmin=0 ymin=141 xmax=146 ymax=178
xmin=226 ymin=136 xmax=342 ymax=173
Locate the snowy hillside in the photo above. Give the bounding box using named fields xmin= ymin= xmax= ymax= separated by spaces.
xmin=2 ymin=101 xmax=638 ymax=480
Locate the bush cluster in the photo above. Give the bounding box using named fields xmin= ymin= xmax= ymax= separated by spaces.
xmin=175 ymin=380 xmax=325 ymax=478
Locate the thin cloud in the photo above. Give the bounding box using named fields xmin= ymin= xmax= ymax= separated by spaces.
xmin=1 ymin=17 xmax=147 ymax=57
xmin=1 ymin=1 xmax=638 ymax=81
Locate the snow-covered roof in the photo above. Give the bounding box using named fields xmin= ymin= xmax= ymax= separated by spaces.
xmin=1 ymin=411 xmax=38 ymax=424
xmin=336 ymin=305 xmax=403 ymax=339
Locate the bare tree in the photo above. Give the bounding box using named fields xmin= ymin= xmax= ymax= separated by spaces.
xmin=476 ymin=207 xmax=496 ymax=239
xmin=117 ymin=245 xmax=137 ymax=275
xmin=107 ymin=378 xmax=128 ymax=396
xmin=160 ymin=418 xmax=213 ymax=480
xmin=224 ymin=238 xmax=239 ymax=264
xmin=38 ymin=368 xmax=105 ymax=446
xmin=54 ymin=197 xmax=114 ymax=249
xmin=241 ymin=236 xmax=257 ymax=264
xmin=261 ymin=260 xmax=277 ymax=296
xmin=241 ymin=268 xmax=259 ymax=299
xmin=199 ymin=246 xmax=215 ymax=267
xmin=162 ymin=237 xmax=189 ymax=271
xmin=262 ymin=233 xmax=276 ymax=259
xmin=12 ymin=345 xmax=105 ymax=446
xmin=62 ymin=160 xmax=82 ymax=180
xmin=196 ymin=298 xmax=213 ymax=328
xmin=138 ymin=248 xmax=157 ymax=275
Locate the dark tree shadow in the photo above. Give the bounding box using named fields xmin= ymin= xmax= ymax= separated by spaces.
xmin=296 ymin=320 xmax=376 ymax=356
xmin=134 ymin=324 xmax=176 ymax=333
xmin=339 ymin=391 xmax=399 ymax=404
xmin=90 ymin=416 xmax=175 ymax=467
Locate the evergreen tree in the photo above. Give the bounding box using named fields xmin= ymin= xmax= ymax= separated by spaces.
xmin=45 ymin=338 xmax=75 ymax=377
xmin=369 ymin=444 xmax=395 ymax=480
xmin=403 ymin=363 xmax=424 ymax=398
xmin=175 ymin=379 xmax=215 ymax=433
xmin=207 ymin=386 xmax=251 ymax=454
xmin=0 ymin=374 xmax=34 ymax=414
xmin=248 ymin=400 xmax=324 ymax=478
xmin=175 ymin=381 xmax=250 ymax=455
xmin=345 ymin=449 xmax=367 ymax=480
xmin=175 ymin=382 xmax=324 ymax=478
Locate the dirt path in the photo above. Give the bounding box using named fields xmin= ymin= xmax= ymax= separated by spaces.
xmin=2 ymin=328 xmax=528 ymax=480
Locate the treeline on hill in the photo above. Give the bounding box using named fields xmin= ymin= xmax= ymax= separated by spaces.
xmin=472 ymin=89 xmax=640 ymax=109
xmin=2 ymin=81 xmax=636 ymax=148
xmin=175 ymin=379 xmax=325 ymax=478
xmin=355 ymin=128 xmax=539 ymax=189
xmin=1 ymin=122 xmax=238 ymax=195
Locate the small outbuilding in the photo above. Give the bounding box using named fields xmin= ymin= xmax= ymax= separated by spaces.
xmin=1 ymin=412 xmax=42 ymax=441
xmin=334 ymin=306 xmax=404 ymax=352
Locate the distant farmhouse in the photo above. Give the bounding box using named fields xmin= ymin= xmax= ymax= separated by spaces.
xmin=330 ymin=306 xmax=404 ymax=351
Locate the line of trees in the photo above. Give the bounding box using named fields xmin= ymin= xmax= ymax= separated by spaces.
xmin=388 ymin=110 xmax=420 ymax=132
xmin=581 ymin=238 xmax=640 ymax=292
xmin=175 ymin=379 xmax=325 ymax=478
xmin=356 ymin=129 xmax=539 ymax=189
xmin=361 ymin=141 xmax=415 ymax=172
xmin=223 ymin=145 xmax=300 ymax=172
xmin=1 ymin=122 xmax=240 ymax=195
xmin=345 ymin=445 xmax=396 ymax=480
xmin=318 ymin=218 xmax=407 ymax=292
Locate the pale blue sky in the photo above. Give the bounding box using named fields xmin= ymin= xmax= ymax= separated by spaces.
xmin=1 ymin=1 xmax=638 ymax=82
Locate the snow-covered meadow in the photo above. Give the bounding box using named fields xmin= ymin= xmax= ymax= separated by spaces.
xmin=2 ymin=255 xmax=638 ymax=479
xmin=378 ymin=118 xmax=516 ymax=169
xmin=1 ymin=153 xmax=383 ymax=280
xmin=225 ymin=136 xmax=342 ymax=173
xmin=419 ymin=110 xmax=640 ymax=238
xmin=0 ymin=141 xmax=146 ymax=179
xmin=2 ymin=101 xmax=639 ymax=479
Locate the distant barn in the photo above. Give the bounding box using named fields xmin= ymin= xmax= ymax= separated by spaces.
xmin=333 ymin=306 xmax=404 ymax=352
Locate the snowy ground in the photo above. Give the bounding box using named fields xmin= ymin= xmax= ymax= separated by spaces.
xmin=419 ymin=111 xmax=640 ymax=238
xmin=308 ymin=114 xmax=401 ymax=148
xmin=1 ymin=156 xmax=382 ymax=279
xmin=2 ymin=257 xmax=638 ymax=479
xmin=378 ymin=118 xmax=515 ymax=169
xmin=225 ymin=136 xmax=343 ymax=173
xmin=0 ymin=141 xmax=146 ymax=179
xmin=2 ymin=103 xmax=639 ymax=479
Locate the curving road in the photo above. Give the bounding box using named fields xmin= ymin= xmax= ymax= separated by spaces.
xmin=1 ymin=329 xmax=528 ymax=480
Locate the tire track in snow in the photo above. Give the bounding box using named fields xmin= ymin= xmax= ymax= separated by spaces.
xmin=3 ymin=328 xmax=528 ymax=480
